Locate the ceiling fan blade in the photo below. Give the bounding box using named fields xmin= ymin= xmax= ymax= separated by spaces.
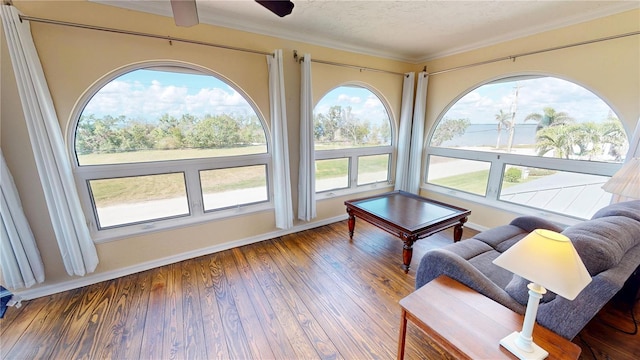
xmin=170 ymin=0 xmax=199 ymax=27
xmin=255 ymin=1 xmax=294 ymax=18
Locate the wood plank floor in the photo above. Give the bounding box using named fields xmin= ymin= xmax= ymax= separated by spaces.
xmin=1 ymin=220 xmax=638 ymax=359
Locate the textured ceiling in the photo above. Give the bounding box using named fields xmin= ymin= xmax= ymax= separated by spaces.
xmin=95 ymin=0 xmax=639 ymax=63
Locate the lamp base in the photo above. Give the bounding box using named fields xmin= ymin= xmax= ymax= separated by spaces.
xmin=499 ymin=331 xmax=549 ymax=360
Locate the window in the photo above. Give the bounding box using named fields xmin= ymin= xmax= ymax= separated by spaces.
xmin=72 ymin=65 xmax=270 ymax=238
xmin=426 ymin=156 xmax=491 ymax=196
xmin=425 ymin=75 xmax=628 ymax=220
xmin=313 ymin=85 xmax=394 ymax=194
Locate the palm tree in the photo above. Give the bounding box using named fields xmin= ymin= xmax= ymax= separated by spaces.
xmin=494 ymin=109 xmax=511 ymax=149
xmin=599 ymin=120 xmax=627 ymax=160
xmin=574 ymin=120 xmax=627 ymax=161
xmin=535 ymin=125 xmax=576 ymax=159
xmin=572 ymin=122 xmax=602 ymax=160
xmin=524 ymin=107 xmax=575 ymax=131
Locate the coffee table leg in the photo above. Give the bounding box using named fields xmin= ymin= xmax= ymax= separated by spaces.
xmin=347 ymin=208 xmax=356 ymax=240
xmin=453 ymin=217 xmax=468 ymax=242
xmin=401 ymin=234 xmax=416 ymax=273
xmin=397 ymin=309 xmax=408 ymax=360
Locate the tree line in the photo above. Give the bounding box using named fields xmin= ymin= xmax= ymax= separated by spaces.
xmin=78 ymin=104 xmax=391 ymax=156
xmin=433 ymin=107 xmax=626 ymax=161
xmin=528 ymin=109 xmax=626 ymax=160
xmin=75 ymin=113 xmax=266 ymax=155
xmin=314 ymin=105 xmax=391 ymax=146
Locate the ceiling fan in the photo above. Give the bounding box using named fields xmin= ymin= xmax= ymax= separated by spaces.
xmin=170 ymin=0 xmax=295 ymax=27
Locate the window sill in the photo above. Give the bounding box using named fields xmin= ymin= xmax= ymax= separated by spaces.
xmin=316 ymin=182 xmax=394 ymax=200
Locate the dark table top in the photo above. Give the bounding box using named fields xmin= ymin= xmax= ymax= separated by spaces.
xmin=344 ymin=191 xmax=470 ymax=232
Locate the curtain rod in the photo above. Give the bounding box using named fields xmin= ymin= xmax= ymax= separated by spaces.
xmin=293 ymin=50 xmax=408 ymax=77
xmin=427 ymin=31 xmax=640 ymax=76
xmin=18 ymin=15 xmax=273 ymax=57
xmin=19 ymin=14 xmax=638 ymax=75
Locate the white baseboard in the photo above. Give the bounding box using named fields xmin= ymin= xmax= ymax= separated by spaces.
xmin=15 ymin=214 xmax=348 ymax=300
xmin=466 ymin=221 xmax=488 ymax=232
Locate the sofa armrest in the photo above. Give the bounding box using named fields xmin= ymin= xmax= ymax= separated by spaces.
xmin=415 ymin=248 xmax=525 ymax=313
xmin=509 ymin=216 xmax=564 ymax=233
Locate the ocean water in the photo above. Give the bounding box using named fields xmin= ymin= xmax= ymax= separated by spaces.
xmin=438 ymin=123 xmax=538 ymax=147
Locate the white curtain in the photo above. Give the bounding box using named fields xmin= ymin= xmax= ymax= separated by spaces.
xmin=0 ymin=150 xmax=45 ymax=290
xmin=298 ymin=53 xmax=316 ymax=221
xmin=267 ymin=49 xmax=294 ymax=229
xmin=1 ymin=5 xmax=98 ymax=276
xmin=394 ymin=72 xmax=416 ymax=192
xmin=407 ymin=72 xmax=429 ymax=194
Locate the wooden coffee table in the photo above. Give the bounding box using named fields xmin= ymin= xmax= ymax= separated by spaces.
xmin=398 ymin=276 xmax=581 ymax=359
xmin=344 ymin=191 xmax=470 ymax=272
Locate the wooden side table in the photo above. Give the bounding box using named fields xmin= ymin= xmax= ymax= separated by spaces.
xmin=398 ymin=276 xmax=581 ymax=360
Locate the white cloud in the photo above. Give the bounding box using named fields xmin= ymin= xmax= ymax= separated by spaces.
xmin=337 ymin=93 xmax=362 ymax=104
xmin=443 ymin=77 xmax=615 ymax=124
xmin=83 ymin=78 xmax=254 ymax=121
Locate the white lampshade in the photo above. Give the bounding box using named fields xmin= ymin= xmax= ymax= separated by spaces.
xmin=493 ymin=229 xmax=591 ymax=300
xmin=602 ymin=157 xmax=640 ymax=199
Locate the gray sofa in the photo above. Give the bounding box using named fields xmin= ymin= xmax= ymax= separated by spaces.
xmin=415 ymin=200 xmax=640 ymax=340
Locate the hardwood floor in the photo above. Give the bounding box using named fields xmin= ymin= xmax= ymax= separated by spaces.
xmin=1 ymin=220 xmax=638 ymax=359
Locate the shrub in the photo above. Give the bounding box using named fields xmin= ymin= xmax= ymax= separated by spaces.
xmin=504 ymin=168 xmax=522 ymax=183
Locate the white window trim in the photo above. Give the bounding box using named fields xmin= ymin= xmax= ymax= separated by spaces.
xmin=422 ymin=74 xmax=627 ymax=225
xmin=313 ymin=83 xmax=397 ymax=197
xmin=424 ymin=140 xmax=622 ymax=226
xmin=68 ymin=62 xmax=273 ymax=242
xmin=315 ymin=145 xmax=394 ymax=195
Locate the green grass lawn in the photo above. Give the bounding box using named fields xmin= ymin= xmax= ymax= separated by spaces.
xmin=429 ymin=169 xmax=549 ymax=195
xmin=429 ymin=170 xmax=491 ymax=195
xmin=90 ymin=173 xmax=187 ymax=206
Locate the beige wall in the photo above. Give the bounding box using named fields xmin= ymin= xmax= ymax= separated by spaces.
xmin=2 ymin=1 xmax=638 ymax=296
xmin=420 ymin=9 xmax=640 ymax=229
xmin=2 ymin=0 xmax=412 ymax=295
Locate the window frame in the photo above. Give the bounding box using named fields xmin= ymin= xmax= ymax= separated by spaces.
xmin=423 ymin=74 xmax=626 ymax=224
xmin=68 ymin=61 xmax=273 ymax=242
xmin=313 ymin=83 xmax=396 ymax=198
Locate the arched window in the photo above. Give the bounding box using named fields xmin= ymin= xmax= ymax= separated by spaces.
xmin=425 ymin=75 xmax=628 ymax=220
xmin=72 ymin=64 xmax=270 ymax=238
xmin=313 ymin=85 xmax=394 ymax=193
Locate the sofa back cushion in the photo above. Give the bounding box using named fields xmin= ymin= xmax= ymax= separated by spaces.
xmin=591 ymin=200 xmax=640 ymax=222
xmin=562 ymin=216 xmax=640 ymax=275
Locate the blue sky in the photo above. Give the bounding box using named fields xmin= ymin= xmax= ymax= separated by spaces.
xmin=83 ymin=69 xmax=615 ymax=128
xmin=314 ymin=85 xmax=390 ymax=128
xmin=444 ymin=76 xmax=616 ymax=124
xmin=83 ymin=68 xmax=255 ymax=121
xmin=83 ymin=69 xmax=391 ymax=128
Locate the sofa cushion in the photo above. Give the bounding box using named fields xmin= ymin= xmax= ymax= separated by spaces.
xmin=562 ymin=216 xmax=640 ymax=275
xmin=469 ymin=251 xmax=514 ymax=289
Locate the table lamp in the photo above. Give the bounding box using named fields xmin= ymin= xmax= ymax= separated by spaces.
xmin=492 ymin=229 xmax=591 ymax=360
xmin=602 ymin=157 xmax=640 ymax=199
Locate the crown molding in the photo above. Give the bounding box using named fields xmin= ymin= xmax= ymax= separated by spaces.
xmin=91 ymin=1 xmax=640 ymax=64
